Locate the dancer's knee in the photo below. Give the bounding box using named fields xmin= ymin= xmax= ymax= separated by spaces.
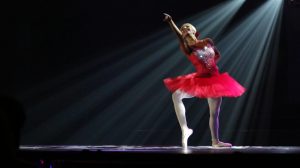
xmin=172 ymin=90 xmax=182 ymax=101
xmin=209 ymin=108 xmax=220 ymax=118
xmin=209 ymin=111 xmax=218 ymax=118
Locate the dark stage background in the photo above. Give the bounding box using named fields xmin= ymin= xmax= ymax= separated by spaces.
xmin=3 ymin=0 xmax=300 ymax=147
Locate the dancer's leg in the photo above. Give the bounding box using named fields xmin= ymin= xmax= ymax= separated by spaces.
xmin=207 ymin=97 xmax=232 ymax=147
xmin=172 ymin=90 xmax=194 ymax=148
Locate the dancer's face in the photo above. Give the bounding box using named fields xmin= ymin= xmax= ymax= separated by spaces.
xmin=180 ymin=23 xmax=196 ymax=35
xmin=180 ymin=23 xmax=197 ymax=46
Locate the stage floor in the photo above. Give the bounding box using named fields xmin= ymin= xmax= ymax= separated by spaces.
xmin=18 ymin=145 xmax=300 ymax=167
xmin=20 ymin=145 xmax=300 ymax=154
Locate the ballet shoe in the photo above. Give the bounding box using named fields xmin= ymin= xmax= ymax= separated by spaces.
xmin=212 ymin=139 xmax=232 ymax=148
xmin=182 ymin=128 xmax=193 ymax=148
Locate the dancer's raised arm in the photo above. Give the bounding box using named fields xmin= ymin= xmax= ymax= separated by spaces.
xmin=163 ymin=13 xmax=192 ymax=55
xmin=163 ymin=13 xmax=184 ymax=43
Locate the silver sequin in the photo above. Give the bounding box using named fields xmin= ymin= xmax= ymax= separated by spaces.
xmin=193 ymin=46 xmax=215 ymax=70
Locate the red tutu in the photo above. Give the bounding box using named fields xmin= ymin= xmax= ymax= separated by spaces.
xmin=163 ymin=42 xmax=246 ymax=98
xmin=163 ymin=72 xmax=246 ymax=98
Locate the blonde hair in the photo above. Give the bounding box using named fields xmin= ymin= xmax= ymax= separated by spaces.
xmin=180 ymin=23 xmax=197 ymax=34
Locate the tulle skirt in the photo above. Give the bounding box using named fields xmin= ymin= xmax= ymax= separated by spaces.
xmin=163 ymin=72 xmax=246 ymax=98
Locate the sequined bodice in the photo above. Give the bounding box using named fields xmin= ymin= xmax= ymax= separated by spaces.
xmin=188 ymin=45 xmax=219 ymax=76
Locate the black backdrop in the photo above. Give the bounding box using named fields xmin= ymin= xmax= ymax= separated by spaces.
xmin=5 ymin=0 xmax=300 ymax=145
